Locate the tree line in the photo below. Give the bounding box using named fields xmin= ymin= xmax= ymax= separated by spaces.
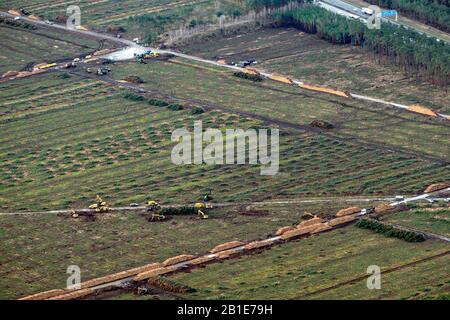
xmin=366 ymin=0 xmax=450 ymax=32
xmin=274 ymin=6 xmax=450 ymax=85
xmin=245 ymin=0 xmax=303 ymax=9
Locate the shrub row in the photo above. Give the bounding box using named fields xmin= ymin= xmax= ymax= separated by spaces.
xmin=122 ymin=92 xmax=145 ymax=101
xmin=233 ymin=71 xmax=263 ymax=82
xmin=160 ymin=206 xmax=198 ymax=215
xmin=167 ymin=103 xmax=184 ymax=111
xmin=124 ymin=92 xmax=204 ymax=114
xmin=148 ymin=98 xmax=169 ymax=107
xmin=356 ymin=219 xmax=426 ymax=242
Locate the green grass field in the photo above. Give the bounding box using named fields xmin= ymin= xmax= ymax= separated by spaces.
xmin=167 ymin=226 xmax=449 ymax=300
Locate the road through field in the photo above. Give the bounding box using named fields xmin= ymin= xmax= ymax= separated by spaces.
xmin=2 ymin=189 xmax=448 ymax=217
xmin=0 ymin=196 xmax=398 ymax=216
xmin=1 ymin=10 xmax=449 ymax=121
xmin=18 ymin=187 xmax=450 ymax=300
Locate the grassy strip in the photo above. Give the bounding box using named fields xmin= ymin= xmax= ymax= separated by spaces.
xmin=356 ymin=219 xmax=426 ymax=242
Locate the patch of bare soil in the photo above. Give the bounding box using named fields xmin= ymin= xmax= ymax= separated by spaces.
xmin=239 ymin=208 xmax=269 ymax=217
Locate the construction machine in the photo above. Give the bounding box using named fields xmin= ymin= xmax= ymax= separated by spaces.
xmin=232 ymin=59 xmax=256 ymax=68
xmin=63 ymin=62 xmax=76 ymax=69
xmin=19 ymin=8 xmax=30 ymax=16
xmin=96 ymin=66 xmax=111 ymax=75
xmin=194 ymin=202 xmax=209 ymax=219
xmin=203 ymin=190 xmax=213 ymax=209
xmin=146 ymin=200 xmax=165 ymax=221
xmin=145 ymin=51 xmax=160 ymax=59
xmin=88 ymin=195 xmax=109 ymax=212
xmin=135 ymin=50 xmax=159 ymax=64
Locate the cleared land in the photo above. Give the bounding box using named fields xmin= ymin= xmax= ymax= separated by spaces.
xmin=0 ymin=200 xmax=376 ymax=299
xmin=0 ymin=4 xmax=448 ymax=301
xmin=167 ymin=227 xmax=449 ymax=300
xmin=0 ymin=0 xmax=243 ymax=39
xmin=0 ymin=22 xmax=116 ymax=75
xmin=179 ymin=27 xmax=450 ymax=114
xmin=0 ymin=72 xmax=448 ymax=211
xmin=110 ymin=58 xmax=450 ymax=160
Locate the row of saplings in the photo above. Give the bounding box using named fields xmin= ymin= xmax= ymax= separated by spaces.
xmin=70 ymin=193 xmax=213 ymax=222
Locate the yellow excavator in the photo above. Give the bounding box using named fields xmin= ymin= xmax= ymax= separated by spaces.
xmin=88 ymin=195 xmax=109 ymax=213
xmin=203 ymin=190 xmax=213 ymax=209
xmin=195 ymin=202 xmax=209 ymax=219
xmin=146 ymin=200 xmax=165 ymax=221
xmin=194 ymin=191 xmax=213 ymax=219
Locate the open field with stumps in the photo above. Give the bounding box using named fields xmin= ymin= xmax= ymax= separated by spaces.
xmin=0 ymin=72 xmax=448 ymax=212
xmin=110 ymin=58 xmax=450 ymax=159
xmin=0 ymin=0 xmax=449 ymax=302
xmin=0 ymin=200 xmax=382 ymax=299
xmin=0 ymin=0 xmax=245 ymax=40
xmin=166 ymin=226 xmax=449 ymax=300
xmin=0 ymin=22 xmax=117 ymax=75
xmin=179 ymin=27 xmax=450 ymax=114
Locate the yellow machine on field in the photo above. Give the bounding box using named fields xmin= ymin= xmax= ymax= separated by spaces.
xmin=146 ymin=200 xmax=165 ymax=221
xmin=88 ymin=195 xmax=109 ymax=212
xmin=144 ymin=51 xmax=160 ymax=59
xmin=135 ymin=50 xmax=160 ymax=63
xmin=194 ymin=191 xmax=213 ymax=219
xmin=195 ymin=202 xmax=209 ymax=219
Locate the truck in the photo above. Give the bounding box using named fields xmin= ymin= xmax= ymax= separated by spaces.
xmin=362 ymin=7 xmax=374 ymax=15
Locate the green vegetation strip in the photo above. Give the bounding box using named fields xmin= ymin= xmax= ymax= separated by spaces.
xmin=161 ymin=206 xmax=198 ymax=215
xmin=233 ymin=71 xmax=264 ymax=82
xmin=355 ymin=219 xmax=426 ymax=242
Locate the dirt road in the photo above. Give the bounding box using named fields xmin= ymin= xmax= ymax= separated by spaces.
xmin=0 ymin=196 xmax=397 ymax=216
